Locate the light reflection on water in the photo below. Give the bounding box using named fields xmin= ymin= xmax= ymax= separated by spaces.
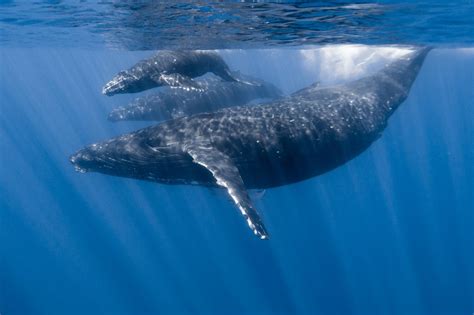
xmin=1 ymin=1 xmax=473 ymax=49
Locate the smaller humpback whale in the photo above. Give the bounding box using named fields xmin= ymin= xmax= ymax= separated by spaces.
xmin=72 ymin=47 xmax=431 ymax=239
xmin=107 ymin=75 xmax=282 ymax=122
xmin=102 ymin=50 xmax=238 ymax=96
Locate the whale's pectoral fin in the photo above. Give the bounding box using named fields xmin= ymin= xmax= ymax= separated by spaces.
xmin=186 ymin=145 xmax=269 ymax=240
xmin=152 ymin=73 xmax=202 ymax=91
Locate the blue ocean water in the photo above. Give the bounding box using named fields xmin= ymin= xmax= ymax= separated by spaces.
xmin=1 ymin=2 xmax=474 ymax=315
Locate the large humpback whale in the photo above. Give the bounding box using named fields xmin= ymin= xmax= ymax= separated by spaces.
xmin=108 ymin=75 xmax=282 ymax=122
xmin=72 ymin=47 xmax=431 ymax=239
xmin=102 ymin=50 xmax=238 ymax=96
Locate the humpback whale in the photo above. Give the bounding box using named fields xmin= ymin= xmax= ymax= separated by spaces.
xmin=72 ymin=47 xmax=431 ymax=239
xmin=107 ymin=75 xmax=282 ymax=122
xmin=102 ymin=50 xmax=238 ymax=96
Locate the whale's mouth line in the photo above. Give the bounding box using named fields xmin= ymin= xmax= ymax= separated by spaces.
xmin=69 ymin=155 xmax=89 ymax=173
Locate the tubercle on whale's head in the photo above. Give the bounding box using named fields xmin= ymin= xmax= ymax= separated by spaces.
xmin=69 ymin=132 xmax=171 ymax=178
xmin=102 ymin=71 xmax=140 ymax=96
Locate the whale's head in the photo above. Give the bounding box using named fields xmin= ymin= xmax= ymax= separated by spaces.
xmin=102 ymin=70 xmax=138 ymax=96
xmin=70 ymin=141 xmax=118 ymax=174
xmin=102 ymin=71 xmax=139 ymax=96
xmin=69 ymin=130 xmax=205 ymax=184
xmin=69 ymin=133 xmax=161 ymax=176
xmin=102 ymin=69 xmax=156 ymax=96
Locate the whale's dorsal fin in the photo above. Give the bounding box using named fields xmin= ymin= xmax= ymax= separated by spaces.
xmin=152 ymin=73 xmax=203 ymax=91
xmin=185 ymin=145 xmax=269 ymax=240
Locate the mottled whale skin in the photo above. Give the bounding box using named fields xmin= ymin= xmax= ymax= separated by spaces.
xmin=108 ymin=75 xmax=282 ymax=122
xmin=72 ymin=47 xmax=431 ymax=239
xmin=102 ymin=50 xmax=237 ymax=96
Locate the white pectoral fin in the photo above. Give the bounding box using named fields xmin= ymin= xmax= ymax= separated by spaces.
xmin=153 ymin=73 xmax=202 ymax=91
xmin=186 ymin=145 xmax=269 ymax=240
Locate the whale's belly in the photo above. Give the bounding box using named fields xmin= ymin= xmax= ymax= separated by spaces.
xmin=213 ymin=122 xmax=381 ymax=189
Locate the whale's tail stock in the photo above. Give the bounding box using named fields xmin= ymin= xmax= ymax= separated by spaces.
xmin=383 ymin=46 xmax=432 ymax=91
xmin=363 ymin=46 xmax=432 ymax=117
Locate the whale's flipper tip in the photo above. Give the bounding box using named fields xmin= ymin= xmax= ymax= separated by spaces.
xmin=186 ymin=144 xmax=269 ymax=240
